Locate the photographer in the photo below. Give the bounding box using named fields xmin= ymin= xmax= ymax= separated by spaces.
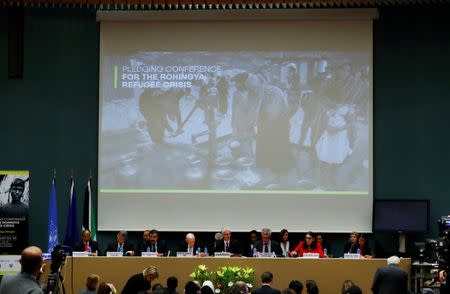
xmin=0 ymin=246 xmax=44 ymax=294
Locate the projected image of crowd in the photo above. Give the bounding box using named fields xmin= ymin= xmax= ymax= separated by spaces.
xmin=100 ymin=52 xmax=370 ymax=192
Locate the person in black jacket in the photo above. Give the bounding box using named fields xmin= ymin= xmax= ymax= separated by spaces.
xmin=253 ymin=228 xmax=282 ymax=257
xmin=105 ymin=230 xmax=134 ymax=256
xmin=214 ymin=228 xmax=242 ymax=256
xmin=122 ymin=266 xmax=159 ymax=294
xmin=371 ymin=256 xmax=408 ymax=294
xmin=73 ymin=229 xmax=99 ymax=256
xmin=252 ymin=272 xmax=281 ymax=294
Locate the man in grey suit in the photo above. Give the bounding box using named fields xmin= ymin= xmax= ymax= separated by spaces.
xmin=0 ymin=246 xmax=44 ymax=294
xmin=371 ymin=255 xmax=408 ymax=294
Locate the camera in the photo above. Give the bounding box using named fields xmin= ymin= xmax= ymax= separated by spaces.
xmin=44 ymin=244 xmax=68 ymax=294
xmin=422 ymin=217 xmax=450 ymax=271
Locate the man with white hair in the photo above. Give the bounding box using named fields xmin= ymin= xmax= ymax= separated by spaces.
xmin=180 ymin=233 xmax=204 ymax=256
xmin=253 ymin=228 xmax=282 ymax=257
xmin=214 ymin=227 xmax=242 ymax=256
xmin=371 ymin=255 xmax=408 ymax=294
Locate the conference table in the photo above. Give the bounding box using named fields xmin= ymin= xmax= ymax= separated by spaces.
xmin=45 ymin=256 xmax=411 ymax=294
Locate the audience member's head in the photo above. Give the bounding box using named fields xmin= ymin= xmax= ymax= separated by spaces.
xmin=152 ymin=283 xmax=164 ymax=291
xmin=225 ymin=285 xmax=243 ymax=294
xmin=20 ymin=246 xmax=43 ymax=277
xmin=281 ymin=289 xmax=296 ymax=294
xmin=261 ymin=271 xmax=274 ymax=284
xmin=167 ymin=276 xmax=178 ymax=290
xmin=201 ymin=280 xmax=215 ymax=294
xmin=387 ymin=255 xmax=401 ymax=266
xmin=185 ymin=281 xmax=201 ymax=294
xmin=97 ymin=282 xmax=117 ymax=294
xmin=235 ymin=281 xmax=249 ymax=294
xmin=305 ymin=280 xmax=319 ymax=294
xmin=288 ymin=280 xmax=304 ymax=294
xmin=143 ymin=266 xmax=159 ymax=282
xmin=341 ymin=280 xmax=355 ymax=294
xmin=343 ymin=285 xmax=362 ymax=294
xmin=86 ymin=274 xmax=100 ymax=291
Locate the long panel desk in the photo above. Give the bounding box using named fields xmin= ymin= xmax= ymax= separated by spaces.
xmin=45 ymin=257 xmax=411 ymax=294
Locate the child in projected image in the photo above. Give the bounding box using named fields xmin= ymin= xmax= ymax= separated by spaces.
xmin=315 ymin=104 xmax=355 ymax=191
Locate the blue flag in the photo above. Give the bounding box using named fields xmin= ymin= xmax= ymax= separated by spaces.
xmin=47 ymin=179 xmax=59 ymax=253
xmin=64 ymin=179 xmax=79 ymax=247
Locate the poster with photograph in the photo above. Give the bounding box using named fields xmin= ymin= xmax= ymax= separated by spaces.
xmin=0 ymin=171 xmax=29 ymax=254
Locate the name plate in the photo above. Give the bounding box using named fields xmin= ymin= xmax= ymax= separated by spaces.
xmin=72 ymin=251 xmax=89 ymax=257
xmin=141 ymin=252 xmax=159 ymax=257
xmin=302 ymin=253 xmax=320 ymax=259
xmin=344 ymin=253 xmax=361 ymax=259
xmin=42 ymin=253 xmax=52 ymax=260
xmin=256 ymin=252 xmax=275 ymax=258
xmin=214 ymin=252 xmax=231 ymax=258
xmin=106 ymin=251 xmax=124 ymax=257
xmin=176 ymin=252 xmax=193 ymax=257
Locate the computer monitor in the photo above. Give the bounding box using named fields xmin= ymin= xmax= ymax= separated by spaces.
xmin=373 ymin=199 xmax=429 ymax=232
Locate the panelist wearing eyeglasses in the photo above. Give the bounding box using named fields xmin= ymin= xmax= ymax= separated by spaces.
xmin=290 ymin=232 xmax=324 ymax=258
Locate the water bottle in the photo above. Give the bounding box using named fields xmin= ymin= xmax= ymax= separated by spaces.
xmin=252 ymin=247 xmax=257 ymax=257
xmin=196 ymin=247 xmax=201 ymax=256
xmin=204 ymin=246 xmax=209 ymax=256
xmin=323 ymin=248 xmax=327 ymax=257
xmin=146 ymin=246 xmax=151 ymax=252
xmin=357 ymin=248 xmax=360 ymax=255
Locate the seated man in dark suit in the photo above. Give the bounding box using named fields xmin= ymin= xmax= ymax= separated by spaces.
xmin=252 ymin=272 xmax=281 ymax=294
xmin=179 ymin=233 xmax=207 ymax=256
xmin=138 ymin=229 xmax=168 ymax=256
xmin=149 ymin=229 xmax=167 ymax=255
xmin=73 ymin=229 xmax=99 ymax=256
xmin=105 ymin=230 xmax=134 ymax=256
xmin=137 ymin=229 xmax=152 ymax=256
xmin=214 ymin=227 xmax=242 ymax=256
xmin=254 ymin=228 xmax=282 ymax=257
xmin=371 ymin=255 xmax=408 ymax=294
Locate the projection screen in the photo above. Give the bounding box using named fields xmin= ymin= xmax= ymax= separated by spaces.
xmin=98 ymin=10 xmax=375 ymax=232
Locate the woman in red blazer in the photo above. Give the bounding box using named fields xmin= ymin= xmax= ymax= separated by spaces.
xmin=290 ymin=232 xmax=324 ymax=258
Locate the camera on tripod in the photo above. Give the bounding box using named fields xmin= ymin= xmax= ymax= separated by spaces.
xmin=436 ymin=216 xmax=450 ymax=271
xmin=44 ymin=244 xmax=68 ymax=294
xmin=419 ymin=217 xmax=450 ymax=270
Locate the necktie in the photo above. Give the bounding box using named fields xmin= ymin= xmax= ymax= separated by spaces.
xmin=264 ymin=244 xmax=268 ymax=253
xmin=225 ymin=241 xmax=230 ymax=252
xmin=84 ymin=242 xmax=89 ymax=252
xmin=118 ymin=244 xmax=123 ymax=252
xmin=152 ymin=244 xmax=156 ymax=252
